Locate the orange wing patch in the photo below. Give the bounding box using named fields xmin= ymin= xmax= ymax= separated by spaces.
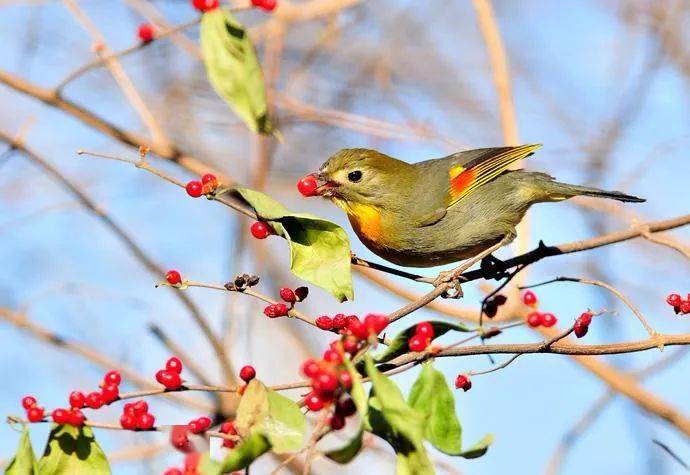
xmin=447 ymin=144 xmax=541 ymax=205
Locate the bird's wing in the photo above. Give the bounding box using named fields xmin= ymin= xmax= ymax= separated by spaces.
xmin=446 ymin=144 xmax=541 ymax=206
xmin=412 ymin=144 xmax=541 ymax=227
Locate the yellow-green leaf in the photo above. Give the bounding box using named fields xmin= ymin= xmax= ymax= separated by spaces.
xmin=200 ymin=9 xmax=273 ymax=135
xmin=408 ymin=363 xmax=462 ymax=455
xmin=265 ymin=386 xmax=306 ymax=453
xmin=5 ymin=427 xmax=38 ymax=475
xmin=38 ymin=425 xmax=110 ymax=475
xmin=218 ymin=432 xmax=271 ymax=473
xmin=235 ymin=379 xmax=270 ymax=437
xmin=233 ymin=187 xmax=353 ymax=301
xmin=459 ymin=434 xmax=494 ymax=459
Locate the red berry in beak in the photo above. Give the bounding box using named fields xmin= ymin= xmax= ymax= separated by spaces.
xmin=297 ymin=175 xmax=318 ymax=197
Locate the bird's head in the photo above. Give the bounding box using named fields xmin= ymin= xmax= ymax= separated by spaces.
xmin=311 ymin=148 xmax=412 ymax=209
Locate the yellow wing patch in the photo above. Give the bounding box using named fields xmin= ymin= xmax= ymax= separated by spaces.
xmin=448 ymin=144 xmax=542 ymax=206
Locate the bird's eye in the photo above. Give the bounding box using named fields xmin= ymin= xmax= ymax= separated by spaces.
xmin=348 ymin=170 xmax=363 ymax=183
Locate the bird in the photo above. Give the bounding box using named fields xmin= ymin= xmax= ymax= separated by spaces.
xmin=310 ymin=144 xmax=644 ymax=271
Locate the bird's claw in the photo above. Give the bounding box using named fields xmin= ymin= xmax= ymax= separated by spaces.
xmin=433 ymin=270 xmax=464 ymax=298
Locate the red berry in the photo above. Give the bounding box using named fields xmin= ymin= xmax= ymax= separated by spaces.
xmin=21 ymin=396 xmax=37 ymax=410
xmin=312 ymin=372 xmax=338 ymax=395
xmin=454 ymin=374 xmax=472 ymax=391
xmin=279 ymin=287 xmax=296 ymax=303
xmin=250 ymin=221 xmax=272 ymax=239
xmin=301 ymin=359 xmax=321 ymax=378
xmin=120 ymin=413 xmax=137 ymax=430
xmin=526 ymin=311 xmax=542 ymax=328
xmin=408 ymin=335 xmax=427 ymax=352
xmin=164 ymin=468 xmax=183 ymax=475
xmin=680 ymin=301 xmax=690 ymax=314
xmin=137 ymin=23 xmax=155 ymax=43
xmin=522 ymin=290 xmax=538 ymax=307
xmin=346 ymin=316 xmax=369 ymax=340
xmin=323 ymin=348 xmax=342 ymax=364
xmin=239 ymin=365 xmax=256 ymax=383
xmin=187 ymin=420 xmax=201 ymax=434
xmin=201 ymin=173 xmax=218 ymax=187
xmin=315 ymin=315 xmax=334 ymax=330
xmin=332 ymin=314 xmax=348 ymax=330
xmin=266 ymin=303 xmax=288 ymax=318
xmin=415 ymin=322 xmax=435 ymax=339
xmin=69 ymin=409 xmax=85 ymax=427
xmin=166 ymin=357 xmax=184 ymax=374
xmin=132 ymin=400 xmax=148 ymax=415
xmin=166 ymin=270 xmax=182 ymax=285
xmin=329 ymin=413 xmax=346 ymax=430
xmin=103 ymin=370 xmax=122 ymax=386
xmin=364 ymin=314 xmax=388 ymax=335
xmin=305 ymin=392 xmax=324 ymax=411
xmin=101 ymin=384 xmax=119 ymax=403
xmin=342 ymin=336 xmax=360 ymax=355
xmin=156 ymin=369 xmax=183 ymax=389
xmin=220 ymin=421 xmax=237 ymax=435
xmin=667 ymin=293 xmax=683 ymax=307
xmin=541 ymin=313 xmax=557 ymax=328
xmin=574 ymin=320 xmax=589 ymax=338
xmin=184 ymin=453 xmax=200 ymax=472
xmin=137 ymin=413 xmax=155 ymax=430
xmin=196 ymin=416 xmax=212 ymax=431
xmin=192 ymin=0 xmax=219 ymax=12
xmin=579 ymin=312 xmax=593 ymax=326
xmin=52 ymin=408 xmax=70 ymax=424
xmin=185 ymin=180 xmax=203 ymax=198
xmin=85 ymin=392 xmax=104 ymax=409
xmin=297 ymin=175 xmax=318 ymax=197
xmin=336 ymin=398 xmax=356 ymax=417
xmin=338 ymin=370 xmax=352 ymax=390
xmin=171 ymin=427 xmax=191 ymax=449
xmin=27 ymin=406 xmax=44 ymax=422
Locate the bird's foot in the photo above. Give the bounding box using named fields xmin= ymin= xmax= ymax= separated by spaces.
xmin=433 ymin=270 xmax=464 ymax=299
xmin=480 ymin=254 xmax=509 ymax=280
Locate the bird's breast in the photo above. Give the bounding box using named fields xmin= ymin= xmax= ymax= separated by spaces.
xmin=332 ymin=199 xmax=385 ymax=244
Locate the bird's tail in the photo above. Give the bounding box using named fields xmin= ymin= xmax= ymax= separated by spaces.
xmin=524 ymin=172 xmax=645 ymax=203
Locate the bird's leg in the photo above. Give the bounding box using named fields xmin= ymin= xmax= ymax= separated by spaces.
xmin=480 ymin=254 xmax=509 ymax=280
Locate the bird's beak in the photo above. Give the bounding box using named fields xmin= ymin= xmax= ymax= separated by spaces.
xmin=313 ymin=171 xmax=340 ymax=197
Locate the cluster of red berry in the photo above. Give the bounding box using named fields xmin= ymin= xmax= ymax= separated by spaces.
xmin=667 ymin=293 xmax=690 ymax=314
xmin=137 ymin=23 xmax=156 ymax=43
xmin=301 ymin=349 xmax=357 ymax=430
xmin=263 ymin=287 xmax=307 ymax=318
xmin=315 ymin=313 xmax=389 ymax=341
xmin=46 ymin=369 xmax=123 ymax=427
xmin=186 ymin=173 xmax=219 ymax=198
xmin=21 ymin=396 xmax=44 ymax=423
xmin=119 ymin=400 xmax=155 ymax=430
xmin=163 ymin=453 xmax=201 ymax=475
xmin=522 ymin=291 xmax=558 ymax=328
xmin=408 ymin=321 xmax=435 ymax=352
xmin=297 ymin=175 xmax=318 ymax=197
xmin=454 ymin=374 xmax=472 ymax=392
xmin=571 ymin=312 xmax=592 ymax=338
xmin=155 ymin=357 xmax=185 ymax=390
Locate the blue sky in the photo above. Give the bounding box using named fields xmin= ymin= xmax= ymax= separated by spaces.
xmin=1 ymin=0 xmax=689 ymax=474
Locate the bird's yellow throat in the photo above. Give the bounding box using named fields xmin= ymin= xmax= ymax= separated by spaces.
xmin=331 ymin=198 xmax=382 ymax=242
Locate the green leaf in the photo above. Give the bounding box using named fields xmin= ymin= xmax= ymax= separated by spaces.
xmin=235 ymin=379 xmax=306 ymax=454
xmin=264 ymin=386 xmax=307 ymax=453
xmin=459 ymin=434 xmax=494 ymax=459
xmin=200 ymin=9 xmax=273 ymax=135
xmin=408 ymin=363 xmax=462 ymax=455
xmin=325 ymin=428 xmax=364 ymax=464
xmin=235 ymin=379 xmax=270 ymax=437
xmin=375 ymin=321 xmax=473 ymax=363
xmin=5 ymin=427 xmax=38 ymax=475
xmin=218 ymin=432 xmax=271 ymax=473
xmin=197 ymin=453 xmax=222 ymax=475
xmin=364 ymin=357 xmax=433 ymax=474
xmin=234 ymin=188 xmax=353 ymax=301
xmin=38 ymin=425 xmax=110 ymax=475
